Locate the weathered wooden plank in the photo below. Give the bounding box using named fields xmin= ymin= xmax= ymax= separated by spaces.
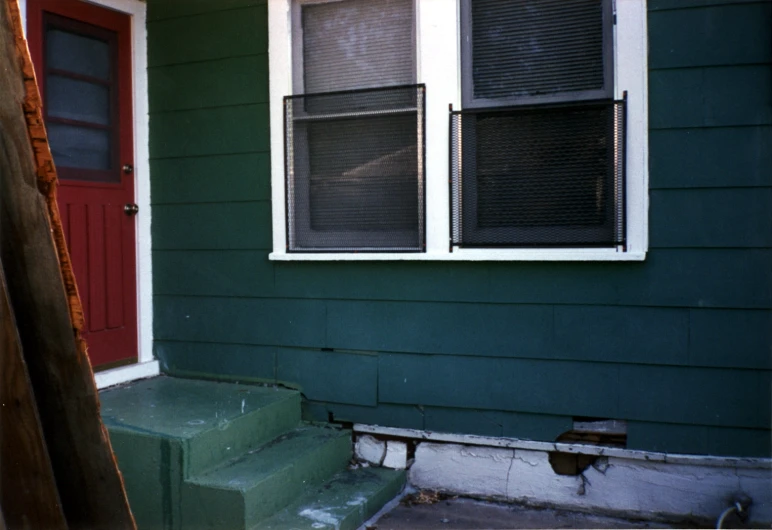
xmin=153 ymin=296 xmax=327 ymax=347
xmin=150 ymin=104 xmax=269 ymax=158
xmin=152 ymin=202 xmax=272 ymax=250
xmin=0 ymin=264 xmax=67 ymax=530
xmin=151 ymin=153 xmax=271 ymax=204
xmin=276 ymin=348 xmax=378 ymax=406
xmin=149 ymin=55 xmax=268 ymax=112
xmin=155 ymin=341 xmax=277 ymax=382
xmin=650 ymin=188 xmax=772 ymax=248
xmin=649 ymin=126 xmax=772 ymax=189
xmin=649 ymin=65 xmax=772 ymax=129
xmin=648 ymin=2 xmax=771 ymax=69
xmin=153 ymin=250 xmax=275 ymax=297
xmin=148 ymin=7 xmax=266 ymax=67
xmin=0 ymin=1 xmax=134 ymax=526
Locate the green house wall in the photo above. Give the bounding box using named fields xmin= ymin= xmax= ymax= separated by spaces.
xmin=147 ymin=0 xmax=772 ymax=458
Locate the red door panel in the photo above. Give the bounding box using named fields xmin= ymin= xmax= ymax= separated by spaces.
xmin=28 ymin=0 xmax=137 ymax=370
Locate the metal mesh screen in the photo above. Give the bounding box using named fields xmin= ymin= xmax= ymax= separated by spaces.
xmin=285 ymin=85 xmax=425 ymax=252
xmin=450 ymin=99 xmax=626 ymax=248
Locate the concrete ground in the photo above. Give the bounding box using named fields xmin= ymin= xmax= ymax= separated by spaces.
xmin=364 ymin=493 xmax=707 ymax=529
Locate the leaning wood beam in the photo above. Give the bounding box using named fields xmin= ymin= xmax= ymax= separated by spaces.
xmin=0 ymin=263 xmax=67 ymax=530
xmin=0 ymin=0 xmax=135 ymax=528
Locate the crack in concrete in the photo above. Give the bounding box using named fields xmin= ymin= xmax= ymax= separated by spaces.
xmin=505 ymin=450 xmax=516 ymax=497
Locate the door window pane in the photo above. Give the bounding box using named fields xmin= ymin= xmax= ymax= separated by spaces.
xmin=47 ymin=29 xmax=110 ymax=80
xmin=47 ymin=75 xmax=110 ymax=125
xmin=47 ymin=123 xmax=111 ymax=172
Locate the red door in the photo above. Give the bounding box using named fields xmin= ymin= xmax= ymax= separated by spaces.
xmin=28 ymin=0 xmax=138 ymax=370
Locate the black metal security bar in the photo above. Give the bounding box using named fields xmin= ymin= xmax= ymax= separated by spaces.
xmin=284 ymin=85 xmax=426 ymax=252
xmin=450 ymin=96 xmax=627 ymax=248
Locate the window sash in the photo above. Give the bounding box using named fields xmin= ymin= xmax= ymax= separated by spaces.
xmin=459 ymin=0 xmax=615 ymax=109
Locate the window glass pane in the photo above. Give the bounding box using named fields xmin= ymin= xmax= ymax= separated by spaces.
xmin=48 ymin=122 xmax=111 ymax=171
xmin=302 ymin=0 xmax=414 ymax=93
xmin=470 ymin=0 xmax=605 ymax=100
xmin=46 ymin=29 xmax=110 ymax=80
xmin=47 ymin=75 xmax=110 ymax=125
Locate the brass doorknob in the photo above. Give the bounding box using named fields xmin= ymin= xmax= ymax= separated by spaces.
xmin=124 ymin=203 xmax=139 ymax=216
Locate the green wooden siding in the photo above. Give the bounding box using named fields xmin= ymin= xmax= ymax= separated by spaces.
xmin=148 ymin=0 xmax=772 ymax=457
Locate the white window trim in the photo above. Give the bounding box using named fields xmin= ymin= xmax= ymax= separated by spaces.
xmin=21 ymin=0 xmax=159 ymax=387
xmin=268 ymin=0 xmax=648 ymax=262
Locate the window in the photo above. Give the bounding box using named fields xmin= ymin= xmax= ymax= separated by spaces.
xmin=451 ymin=0 xmax=626 ymax=248
xmin=284 ymin=0 xmax=425 ymax=252
xmin=268 ymin=0 xmax=648 ymax=260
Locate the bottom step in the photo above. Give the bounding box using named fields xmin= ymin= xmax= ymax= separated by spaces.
xmin=255 ymin=467 xmax=405 ymax=530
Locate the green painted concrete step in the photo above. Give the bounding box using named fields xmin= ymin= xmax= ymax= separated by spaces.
xmin=101 ymin=376 xmax=301 ymax=478
xmin=181 ymin=424 xmax=353 ymax=529
xmin=255 ymin=467 xmax=406 ymax=530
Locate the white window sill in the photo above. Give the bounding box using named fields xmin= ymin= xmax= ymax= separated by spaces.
xmin=269 ymin=249 xmax=646 ymax=262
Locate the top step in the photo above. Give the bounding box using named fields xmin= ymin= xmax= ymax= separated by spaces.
xmin=101 ymin=376 xmax=301 ymax=477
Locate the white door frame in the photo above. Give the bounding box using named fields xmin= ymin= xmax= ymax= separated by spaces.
xmin=20 ymin=0 xmax=158 ymax=388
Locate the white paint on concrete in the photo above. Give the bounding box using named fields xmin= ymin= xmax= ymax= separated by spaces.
xmin=299 ymin=508 xmax=339 ymax=527
xmin=408 ymin=441 xmax=772 ymax=526
xmin=383 ymin=441 xmax=408 ymax=470
xmin=355 ymin=435 xmax=386 ymax=466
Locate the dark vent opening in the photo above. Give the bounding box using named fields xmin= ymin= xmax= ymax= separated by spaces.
xmin=285 ymin=85 xmax=426 ymax=252
xmin=451 ymin=98 xmax=626 ymax=248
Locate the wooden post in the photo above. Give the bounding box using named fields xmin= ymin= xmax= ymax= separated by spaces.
xmin=0 ymin=0 xmax=135 ymax=527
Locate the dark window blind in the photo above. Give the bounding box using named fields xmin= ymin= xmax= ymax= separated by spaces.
xmin=301 ymin=0 xmax=414 ymax=94
xmin=462 ymin=0 xmax=613 ymax=107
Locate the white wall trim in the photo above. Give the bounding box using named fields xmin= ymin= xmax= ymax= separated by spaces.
xmin=22 ymin=0 xmax=154 ymax=375
xmin=95 ymin=360 xmax=159 ymax=389
xmin=268 ymin=0 xmax=649 ymax=262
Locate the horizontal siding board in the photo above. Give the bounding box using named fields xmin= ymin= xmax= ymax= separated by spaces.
xmin=648 ymin=3 xmax=771 ymax=69
xmin=627 ymin=421 xmax=709 ymax=455
xmin=276 ymin=250 xmax=772 ymax=309
xmin=152 ymin=203 xmax=271 ymax=250
xmin=689 ymin=309 xmax=772 ymax=369
xmin=304 ymin=401 xmax=425 ymax=430
xmin=326 ymin=301 xmax=553 ymax=358
xmin=707 ymin=426 xmax=772 ymax=458
xmin=150 ymin=104 xmax=269 ymax=158
xmin=148 ymin=7 xmax=267 ymax=66
xmin=274 ymin=261 xmax=490 ymax=304
xmin=554 ymin=306 xmax=689 ymax=365
xmin=491 ymin=250 xmax=772 ymax=309
xmin=649 ymin=126 xmax=772 ymax=189
xmin=648 ymin=0 xmax=769 ymax=12
xmin=151 ymin=153 xmax=271 ymax=204
xmin=649 ymin=66 xmax=772 ymax=129
xmin=153 ymin=296 xmax=327 ymax=347
xmin=149 ymin=55 xmax=268 ymax=112
xmin=618 ymin=364 xmax=771 ymax=428
xmin=276 ymin=348 xmax=377 ymax=406
xmin=424 ymin=407 xmax=572 ymax=442
xmin=155 ymin=341 xmax=276 ymax=382
xmin=378 ymin=354 xmax=620 ymax=419
xmin=649 ymin=188 xmax=772 ymax=248
xmin=148 ymin=0 xmax=265 ymax=22
xmin=153 ymin=250 xmax=274 ymax=297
